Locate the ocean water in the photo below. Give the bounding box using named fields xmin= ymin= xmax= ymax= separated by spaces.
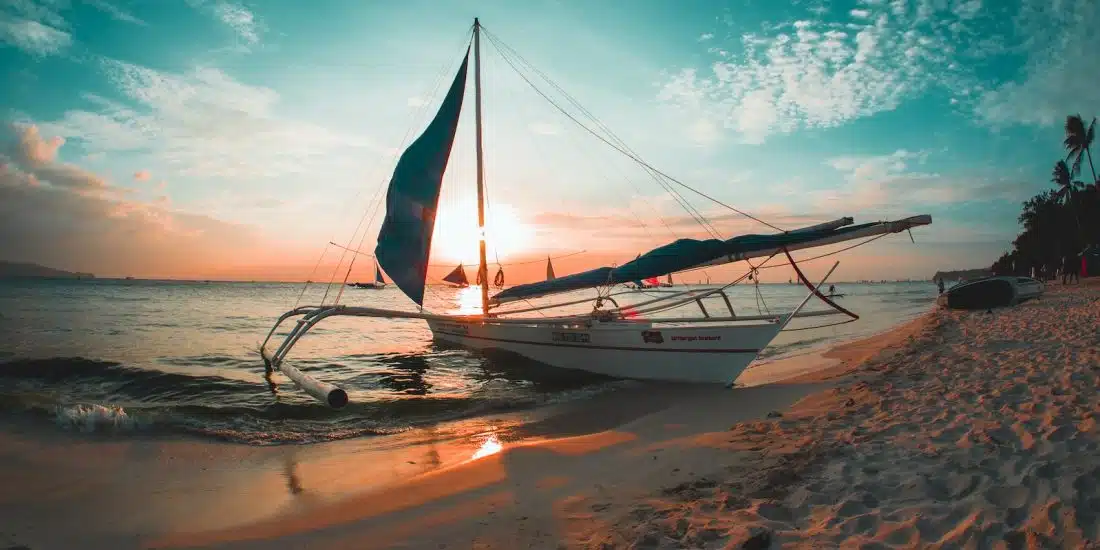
xmin=0 ymin=278 xmax=935 ymax=444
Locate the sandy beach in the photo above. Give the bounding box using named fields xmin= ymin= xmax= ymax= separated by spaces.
xmin=3 ymin=283 xmax=1097 ymax=549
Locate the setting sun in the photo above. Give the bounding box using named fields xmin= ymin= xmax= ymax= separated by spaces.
xmin=430 ymin=199 xmax=533 ymax=265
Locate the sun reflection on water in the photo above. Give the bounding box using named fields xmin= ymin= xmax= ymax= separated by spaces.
xmin=452 ymin=285 xmax=486 ymax=315
xmin=471 ymin=434 xmax=503 ymax=459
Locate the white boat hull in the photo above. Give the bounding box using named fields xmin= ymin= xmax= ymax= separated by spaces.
xmin=425 ymin=318 xmax=783 ymax=384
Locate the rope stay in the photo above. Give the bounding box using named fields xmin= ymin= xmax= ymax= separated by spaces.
xmin=481 ymin=29 xmax=724 ymax=240
xmin=480 ymin=26 xmax=783 ymax=234
xmin=479 ymin=32 xmax=716 ymax=281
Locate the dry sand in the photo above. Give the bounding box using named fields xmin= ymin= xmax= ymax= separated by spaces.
xmin=3 ymin=284 xmax=1097 ymax=549
xmin=591 ymin=283 xmax=1100 ymax=549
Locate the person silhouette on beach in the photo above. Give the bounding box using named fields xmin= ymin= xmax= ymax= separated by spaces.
xmin=937 ymin=278 xmax=945 ymax=294
xmin=1062 ymin=254 xmax=1079 ymax=284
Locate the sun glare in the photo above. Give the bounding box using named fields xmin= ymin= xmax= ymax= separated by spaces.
xmin=453 ymin=285 xmax=485 ymax=314
xmin=471 ymin=434 xmax=503 ymax=460
xmin=431 ymin=200 xmax=533 ymax=265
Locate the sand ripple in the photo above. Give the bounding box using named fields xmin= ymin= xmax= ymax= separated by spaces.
xmin=601 ymin=285 xmax=1100 ymax=549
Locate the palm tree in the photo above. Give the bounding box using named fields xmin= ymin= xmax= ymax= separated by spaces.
xmin=1051 ymin=160 xmax=1082 ymax=234
xmin=1063 ymin=114 xmax=1097 ymax=183
xmin=1051 ymin=160 xmax=1080 ymax=202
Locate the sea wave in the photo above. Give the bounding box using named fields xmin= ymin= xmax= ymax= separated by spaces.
xmin=55 ymin=403 xmax=137 ymax=433
xmin=0 ymin=355 xmax=620 ymax=445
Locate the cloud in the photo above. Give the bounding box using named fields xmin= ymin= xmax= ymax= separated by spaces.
xmin=657 ymin=0 xmax=1068 ymax=143
xmin=84 ymin=0 xmax=146 ymax=26
xmin=38 ymin=57 xmax=377 ymax=180
xmin=528 ymin=206 xmax=834 ymax=253
xmin=0 ymin=122 xmax=268 ymax=278
xmin=0 ymin=13 xmax=71 ymax=57
xmin=186 ymin=0 xmax=263 ymax=48
xmin=133 ymin=170 xmax=150 ymax=181
xmin=699 ymin=33 xmax=714 ymax=41
xmin=3 ymin=124 xmax=106 ymax=191
xmin=819 ymin=148 xmax=1037 ymax=212
xmin=0 ymin=0 xmax=144 ymax=57
xmin=974 ymin=0 xmax=1100 ymax=128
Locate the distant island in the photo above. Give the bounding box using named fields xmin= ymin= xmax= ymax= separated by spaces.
xmin=932 ymin=268 xmax=992 ymax=282
xmin=0 ymin=261 xmax=95 ymax=279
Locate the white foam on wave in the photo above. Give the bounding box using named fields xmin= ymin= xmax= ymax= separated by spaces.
xmin=55 ymin=403 xmax=136 ymax=432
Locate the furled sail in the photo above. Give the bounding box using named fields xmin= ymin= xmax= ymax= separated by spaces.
xmin=442 ymin=264 xmax=469 ymax=286
xmin=546 ymin=257 xmax=555 ymax=281
xmin=374 ymin=48 xmax=471 ymax=306
xmin=490 ymin=215 xmax=931 ymax=305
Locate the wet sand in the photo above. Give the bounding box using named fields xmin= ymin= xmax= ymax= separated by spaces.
xmin=8 ymin=285 xmax=1092 ymax=549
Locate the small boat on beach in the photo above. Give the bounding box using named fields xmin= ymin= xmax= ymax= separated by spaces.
xmin=936 ymin=276 xmax=1044 ymax=310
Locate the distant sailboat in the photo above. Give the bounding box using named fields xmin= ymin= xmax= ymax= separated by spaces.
xmin=546 ymin=256 xmax=555 ymax=281
xmin=661 ymin=273 xmax=673 ymax=287
xmin=442 ymin=264 xmax=470 ymax=288
xmin=350 ymin=263 xmax=387 ymax=289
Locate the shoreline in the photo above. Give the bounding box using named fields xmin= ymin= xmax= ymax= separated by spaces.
xmin=0 ymin=305 xmax=936 ymax=549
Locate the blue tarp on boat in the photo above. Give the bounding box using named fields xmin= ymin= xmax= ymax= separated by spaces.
xmin=490 ymin=221 xmax=887 ymax=304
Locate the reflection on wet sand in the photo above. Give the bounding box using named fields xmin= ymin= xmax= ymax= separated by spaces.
xmin=283 ymin=458 xmax=304 ymax=495
xmin=471 ymin=433 xmax=503 ymax=460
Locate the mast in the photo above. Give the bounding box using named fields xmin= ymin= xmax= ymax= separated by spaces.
xmin=474 ymin=17 xmax=489 ymax=315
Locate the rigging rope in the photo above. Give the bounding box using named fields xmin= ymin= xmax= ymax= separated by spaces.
xmin=481 ymin=27 xmax=783 ymax=234
xmin=483 ymin=31 xmax=723 ymax=239
xmin=481 ymin=30 xmax=717 ymax=234
xmin=294 ymin=244 xmax=330 ymax=309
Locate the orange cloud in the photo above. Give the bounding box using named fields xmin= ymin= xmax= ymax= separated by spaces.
xmin=0 ymin=123 xmax=293 ymax=279
xmin=133 ymin=170 xmax=151 ymax=181
xmin=7 ymin=124 xmax=106 ymax=191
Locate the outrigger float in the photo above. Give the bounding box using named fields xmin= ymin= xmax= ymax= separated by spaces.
xmin=260 ymin=19 xmax=932 ymax=408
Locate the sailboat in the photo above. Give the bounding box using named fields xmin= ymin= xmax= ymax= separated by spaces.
xmin=546 ymin=257 xmax=555 ymax=281
xmin=349 ymin=263 xmax=387 ymax=289
xmin=441 ymin=264 xmax=470 ymax=288
xmin=260 ymin=19 xmax=932 ymax=408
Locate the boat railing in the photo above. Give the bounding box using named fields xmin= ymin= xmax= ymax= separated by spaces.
xmin=491 ymin=285 xmax=746 ymax=319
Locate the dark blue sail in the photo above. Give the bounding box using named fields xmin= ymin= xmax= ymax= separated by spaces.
xmin=375 ymin=49 xmax=470 ymax=306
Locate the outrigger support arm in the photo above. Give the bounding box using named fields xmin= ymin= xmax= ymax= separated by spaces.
xmin=784 ymin=248 xmax=859 ymax=320
xmin=260 ymin=305 xmax=350 ymax=409
xmin=778 ymin=261 xmax=840 ymax=332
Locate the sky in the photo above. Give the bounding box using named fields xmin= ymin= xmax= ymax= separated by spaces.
xmin=1 ymin=0 xmax=1097 ymax=284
